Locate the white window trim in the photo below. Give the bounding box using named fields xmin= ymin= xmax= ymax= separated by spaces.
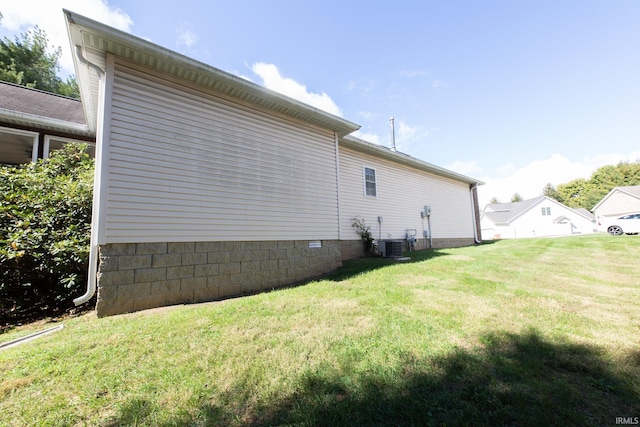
xmin=363 ymin=166 xmax=377 ymax=197
xmin=43 ymin=135 xmax=96 ymax=159
xmin=0 ymin=125 xmax=39 ymax=162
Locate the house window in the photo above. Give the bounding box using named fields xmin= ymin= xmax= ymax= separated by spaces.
xmin=541 ymin=207 xmax=551 ymax=216
xmin=363 ymin=167 xmax=377 ymax=197
xmin=44 ymin=136 xmax=96 ymax=159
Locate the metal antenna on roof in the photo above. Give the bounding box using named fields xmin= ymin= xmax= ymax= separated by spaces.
xmin=389 ymin=117 xmax=397 ymax=151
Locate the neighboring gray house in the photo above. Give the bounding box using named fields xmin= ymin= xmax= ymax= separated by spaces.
xmin=58 ymin=10 xmax=483 ymax=316
xmin=0 ymin=81 xmax=95 ymax=164
xmin=481 ymin=196 xmax=597 ymax=239
xmin=592 ymin=186 xmax=640 ymax=231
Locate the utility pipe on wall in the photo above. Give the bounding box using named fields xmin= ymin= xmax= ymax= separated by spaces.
xmin=389 ymin=117 xmax=397 ymax=151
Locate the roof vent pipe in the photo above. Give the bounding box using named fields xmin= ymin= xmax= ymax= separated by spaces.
xmin=389 ymin=117 xmax=397 ymax=151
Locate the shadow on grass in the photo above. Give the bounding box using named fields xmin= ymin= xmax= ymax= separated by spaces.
xmin=326 ymin=248 xmax=449 ymax=282
xmin=107 ymin=329 xmax=639 ymax=427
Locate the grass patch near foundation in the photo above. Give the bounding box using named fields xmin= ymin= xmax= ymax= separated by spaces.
xmin=1 ymin=234 xmax=639 ymax=426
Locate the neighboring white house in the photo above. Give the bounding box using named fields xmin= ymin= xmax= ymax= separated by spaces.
xmin=481 ymin=196 xmax=597 ymax=239
xmin=592 ymin=186 xmax=640 ymax=231
xmin=62 ymin=10 xmax=483 ymax=316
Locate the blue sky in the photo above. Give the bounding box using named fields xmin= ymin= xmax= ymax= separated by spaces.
xmin=2 ymin=0 xmax=639 ymax=205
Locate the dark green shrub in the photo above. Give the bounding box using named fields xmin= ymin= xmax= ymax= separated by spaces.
xmin=0 ymin=144 xmax=94 ymax=327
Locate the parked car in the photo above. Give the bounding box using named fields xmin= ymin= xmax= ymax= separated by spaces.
xmin=605 ymin=213 xmax=640 ymax=236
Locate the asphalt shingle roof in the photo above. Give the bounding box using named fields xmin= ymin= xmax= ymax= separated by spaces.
xmin=483 ymin=197 xmax=546 ymax=224
xmin=0 ymin=81 xmax=85 ymax=125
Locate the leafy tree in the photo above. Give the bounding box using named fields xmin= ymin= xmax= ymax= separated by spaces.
xmin=56 ymin=75 xmax=80 ymax=98
xmin=0 ymin=20 xmax=79 ymax=98
xmin=489 ymin=197 xmax=500 ymax=204
xmin=542 ymin=183 xmax=560 ymax=200
xmin=555 ymin=161 xmax=640 ymax=209
xmin=0 ymin=144 xmax=93 ymax=326
xmin=510 ymin=193 xmax=523 ymax=203
xmin=556 ymin=178 xmax=588 ymax=208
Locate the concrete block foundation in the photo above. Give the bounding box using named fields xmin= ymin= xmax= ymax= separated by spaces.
xmin=95 ymin=237 xmax=476 ymax=317
xmin=96 ymin=239 xmax=342 ymax=317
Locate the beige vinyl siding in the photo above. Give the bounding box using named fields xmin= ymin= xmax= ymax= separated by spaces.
xmin=339 ymin=146 xmax=474 ymax=240
xmin=104 ymin=60 xmax=339 ymax=243
xmin=596 ymin=191 xmax=640 ymax=217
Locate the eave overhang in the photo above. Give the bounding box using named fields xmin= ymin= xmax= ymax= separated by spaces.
xmin=64 ymin=10 xmax=360 ymax=137
xmin=0 ymin=108 xmax=93 ymax=138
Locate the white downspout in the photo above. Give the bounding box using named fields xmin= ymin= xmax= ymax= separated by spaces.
xmin=334 ymin=131 xmax=342 ymax=241
xmin=470 ymin=183 xmax=482 ymax=244
xmin=74 ymin=48 xmax=108 ymax=306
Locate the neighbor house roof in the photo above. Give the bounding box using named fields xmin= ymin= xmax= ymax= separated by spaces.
xmin=482 ymin=196 xmax=595 ymax=225
xmin=64 ymin=10 xmax=360 ymax=137
xmin=592 ymin=185 xmax=640 ymax=211
xmin=573 ymin=207 xmax=595 ymax=221
xmin=482 ymin=197 xmax=545 ymax=225
xmin=0 ymin=81 xmax=92 ymax=137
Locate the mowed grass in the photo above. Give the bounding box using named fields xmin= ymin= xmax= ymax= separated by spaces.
xmin=1 ymin=234 xmax=639 ymax=426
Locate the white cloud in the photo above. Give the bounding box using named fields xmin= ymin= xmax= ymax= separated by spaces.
xmin=251 ymin=62 xmax=343 ymax=117
xmin=397 ymin=120 xmax=418 ymax=140
xmin=0 ymin=0 xmax=133 ymax=76
xmin=431 ymin=79 xmax=448 ymax=89
xmin=176 ymin=23 xmax=198 ymax=48
xmin=345 ymin=78 xmax=377 ymax=97
xmin=358 ymin=111 xmax=377 ymax=121
xmin=392 ymin=119 xmax=431 ymax=152
xmin=352 ymin=130 xmax=382 ymax=145
xmin=400 ymin=69 xmax=431 ymax=78
xmin=477 ymin=151 xmax=640 ymax=207
xmin=445 ymin=160 xmax=483 ymax=177
xmin=399 ymin=69 xmax=447 ymax=89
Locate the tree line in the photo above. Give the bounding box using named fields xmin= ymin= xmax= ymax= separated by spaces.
xmin=0 ymin=12 xmax=79 ymax=97
xmin=490 ymin=161 xmax=640 ymax=209
xmin=543 ymin=161 xmax=640 ymax=209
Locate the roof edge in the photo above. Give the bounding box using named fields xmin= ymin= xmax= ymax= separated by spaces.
xmin=64 ymin=9 xmax=360 ymax=137
xmin=0 ymin=108 xmax=93 ymax=137
xmin=341 ymin=135 xmax=484 ymax=186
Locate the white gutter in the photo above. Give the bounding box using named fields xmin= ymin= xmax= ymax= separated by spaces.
xmin=0 ymin=108 xmax=93 ymax=137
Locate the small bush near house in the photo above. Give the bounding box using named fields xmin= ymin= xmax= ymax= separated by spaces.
xmin=0 ymin=144 xmax=94 ymax=329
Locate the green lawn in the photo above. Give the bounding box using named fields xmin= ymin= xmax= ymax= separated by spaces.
xmin=1 ymin=235 xmax=638 ymax=426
